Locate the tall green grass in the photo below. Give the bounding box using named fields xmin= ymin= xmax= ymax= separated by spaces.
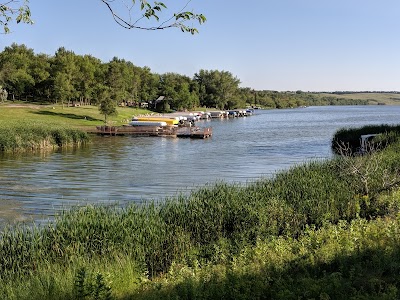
xmin=0 ymin=121 xmax=89 ymax=152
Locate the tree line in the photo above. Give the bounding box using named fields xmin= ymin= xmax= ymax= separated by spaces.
xmin=0 ymin=43 xmax=368 ymax=111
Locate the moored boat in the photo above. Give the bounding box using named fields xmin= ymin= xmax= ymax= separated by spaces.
xmin=129 ymin=121 xmax=168 ymax=127
xmin=133 ymin=117 xmax=179 ymax=126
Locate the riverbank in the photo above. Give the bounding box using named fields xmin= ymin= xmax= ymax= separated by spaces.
xmin=1 ymin=134 xmax=400 ymax=299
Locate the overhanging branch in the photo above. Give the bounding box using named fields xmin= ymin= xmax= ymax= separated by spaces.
xmin=100 ymin=0 xmax=206 ymax=34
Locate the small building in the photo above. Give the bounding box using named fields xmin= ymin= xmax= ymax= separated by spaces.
xmin=149 ymin=96 xmax=171 ymax=112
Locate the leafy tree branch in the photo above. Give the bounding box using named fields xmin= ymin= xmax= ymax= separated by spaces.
xmin=0 ymin=0 xmax=32 ymax=33
xmin=100 ymin=0 xmax=206 ymax=34
xmin=0 ymin=0 xmax=205 ymax=35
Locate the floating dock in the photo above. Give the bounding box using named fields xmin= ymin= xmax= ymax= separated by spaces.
xmin=88 ymin=125 xmax=212 ymax=139
xmin=176 ymin=127 xmax=213 ymax=139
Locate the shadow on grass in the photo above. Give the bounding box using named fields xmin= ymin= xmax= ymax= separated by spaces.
xmin=32 ymin=110 xmax=103 ymax=122
xmin=118 ymin=246 xmax=400 ymax=300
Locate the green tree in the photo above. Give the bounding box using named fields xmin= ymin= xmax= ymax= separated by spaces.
xmin=194 ymin=69 xmax=241 ymax=109
xmin=74 ymin=54 xmax=104 ymax=106
xmin=52 ymin=47 xmax=79 ymax=107
xmin=98 ymin=87 xmax=117 ymax=124
xmin=138 ymin=67 xmax=159 ymax=102
xmin=53 ymin=73 xmax=72 ymax=108
xmin=159 ymin=72 xmax=200 ymax=110
xmin=105 ymin=57 xmax=132 ymax=105
xmin=0 ymin=43 xmax=35 ymax=100
xmin=29 ymin=53 xmax=51 ymax=101
xmin=218 ymin=70 xmax=241 ymax=109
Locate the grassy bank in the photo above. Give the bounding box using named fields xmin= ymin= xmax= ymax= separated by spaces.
xmin=0 ymin=121 xmax=89 ymax=152
xmin=0 ymin=103 xmax=152 ymax=152
xmin=1 ymin=135 xmax=400 ymax=299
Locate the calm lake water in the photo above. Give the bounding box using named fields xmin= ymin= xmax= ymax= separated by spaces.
xmin=1 ymin=105 xmax=400 ymax=224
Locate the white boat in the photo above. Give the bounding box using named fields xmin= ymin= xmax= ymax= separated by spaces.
xmin=129 ymin=121 xmax=167 ymax=127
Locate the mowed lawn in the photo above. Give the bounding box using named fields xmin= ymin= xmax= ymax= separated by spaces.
xmin=0 ymin=102 xmax=152 ymax=127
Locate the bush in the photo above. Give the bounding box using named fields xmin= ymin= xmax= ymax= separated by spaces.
xmin=332 ymin=124 xmax=400 ymax=154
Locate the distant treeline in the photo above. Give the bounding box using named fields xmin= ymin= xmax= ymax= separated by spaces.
xmin=0 ymin=43 xmax=368 ymax=111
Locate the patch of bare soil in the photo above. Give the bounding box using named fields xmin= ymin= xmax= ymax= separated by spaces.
xmin=1 ymin=104 xmax=46 ymax=109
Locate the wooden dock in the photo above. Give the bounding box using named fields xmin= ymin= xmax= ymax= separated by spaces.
xmin=176 ymin=127 xmax=213 ymax=139
xmin=88 ymin=125 xmax=212 ymax=139
xmin=89 ymin=125 xmax=160 ymax=136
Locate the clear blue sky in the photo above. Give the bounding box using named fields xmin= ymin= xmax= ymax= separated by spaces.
xmin=1 ymin=0 xmax=400 ymax=92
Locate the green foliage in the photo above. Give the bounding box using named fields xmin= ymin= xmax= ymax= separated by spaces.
xmin=98 ymin=93 xmax=117 ymax=124
xmin=101 ymin=0 xmax=206 ymax=35
xmin=0 ymin=43 xmax=36 ymax=100
xmin=1 ymin=0 xmax=205 ymax=35
xmin=159 ymin=73 xmax=200 ymax=110
xmin=0 ymin=0 xmax=33 ymax=34
xmin=136 ymin=216 xmax=400 ymax=300
xmin=194 ymin=69 xmax=241 ymax=109
xmin=74 ymin=267 xmax=113 ymax=300
xmin=332 ymin=124 xmax=400 ymax=154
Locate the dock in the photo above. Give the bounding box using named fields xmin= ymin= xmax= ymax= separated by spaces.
xmin=176 ymin=127 xmax=213 ymax=139
xmin=88 ymin=125 xmax=160 ymax=136
xmin=88 ymin=125 xmax=212 ymax=139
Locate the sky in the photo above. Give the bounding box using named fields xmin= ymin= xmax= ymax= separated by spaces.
xmin=1 ymin=0 xmax=400 ymax=92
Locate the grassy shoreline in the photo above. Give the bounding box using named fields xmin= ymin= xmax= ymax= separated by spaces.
xmin=1 ymin=136 xmax=400 ymax=299
xmin=0 ymin=103 xmax=152 ymax=152
xmin=0 ymin=121 xmax=89 ymax=152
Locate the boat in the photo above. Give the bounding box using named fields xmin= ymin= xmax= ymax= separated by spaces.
xmin=209 ymin=111 xmax=224 ymax=118
xmin=129 ymin=121 xmax=167 ymax=127
xmin=132 ymin=117 xmax=179 ymax=126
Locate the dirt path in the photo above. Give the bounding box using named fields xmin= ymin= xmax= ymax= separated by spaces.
xmin=1 ymin=104 xmax=47 ymax=109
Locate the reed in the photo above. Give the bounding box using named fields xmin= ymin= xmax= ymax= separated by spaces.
xmin=0 ymin=121 xmax=89 ymax=152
